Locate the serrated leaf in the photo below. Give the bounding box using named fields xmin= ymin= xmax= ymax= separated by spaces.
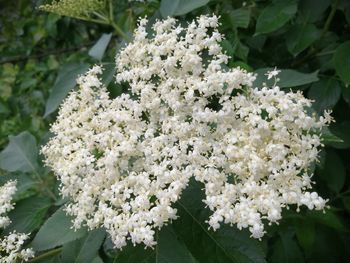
xmin=44 ymin=63 xmax=89 ymax=117
xmin=160 ymin=0 xmax=209 ymax=17
xmin=0 ymin=131 xmax=39 ymax=173
xmin=172 ymin=179 xmax=266 ymax=263
xmin=253 ymin=68 xmax=319 ymax=88
xmin=6 ymin=196 xmax=51 ymax=233
xmin=31 ymin=206 xmax=88 ymax=251
xmin=308 ymin=78 xmax=341 ymax=113
xmin=255 ymin=0 xmax=297 ymax=35
xmin=334 ymin=41 xmax=350 ymax=85
xmin=286 ymin=24 xmax=321 ymax=56
xmin=88 ymin=33 xmax=112 ymax=61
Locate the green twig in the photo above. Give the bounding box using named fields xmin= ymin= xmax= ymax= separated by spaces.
xmin=27 ymin=247 xmax=63 ymax=263
xmin=108 ymin=0 xmax=130 ymax=41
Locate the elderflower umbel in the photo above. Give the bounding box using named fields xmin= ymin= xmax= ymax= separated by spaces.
xmin=0 ymin=181 xmax=16 ymax=229
xmin=39 ymin=0 xmax=104 ymax=18
xmin=42 ymin=15 xmax=330 ymax=248
xmin=0 ymin=182 xmax=35 ymax=262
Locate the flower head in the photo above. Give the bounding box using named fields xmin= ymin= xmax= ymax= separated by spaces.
xmin=0 ymin=182 xmax=35 ymax=262
xmin=265 ymin=67 xmax=281 ymax=80
xmin=42 ymin=15 xmax=330 ymax=248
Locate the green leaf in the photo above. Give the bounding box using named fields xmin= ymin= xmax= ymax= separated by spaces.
xmin=334 ymin=41 xmax=350 ymax=85
xmin=286 ymin=24 xmax=321 ymax=56
xmin=227 ymin=8 xmax=251 ymax=29
xmin=59 ymin=229 xmax=105 ymax=262
xmin=112 ymin=226 xmax=197 ymax=263
xmin=308 ymin=210 xmax=348 ymax=232
xmin=91 ymin=256 xmax=104 ymax=263
xmin=44 ymin=63 xmax=89 ymax=117
xmin=319 ymin=149 xmax=346 ymax=193
xmin=101 ymin=62 xmax=116 ymax=87
xmin=31 ymin=206 xmax=88 ymax=251
xmin=74 ymin=229 xmax=106 ymax=263
xmin=299 ymin=0 xmax=331 ymax=23
xmin=308 ymin=78 xmax=341 ymax=113
xmin=342 ymin=83 xmax=350 ymax=106
xmin=328 ymin=121 xmax=350 ymax=149
xmin=160 ymin=0 xmax=180 ymax=18
xmin=88 ymin=33 xmax=112 ymax=61
xmin=295 ymin=219 xmax=315 ymax=251
xmin=160 ymin=0 xmax=210 ymax=17
xmin=157 ymin=225 xmax=197 ymax=263
xmin=172 ymin=179 xmax=266 ymax=263
xmin=321 ymin=127 xmax=344 ymax=145
xmin=6 ymin=196 xmax=51 ymax=233
xmin=253 ymin=68 xmax=319 ymax=88
xmin=269 ymin=230 xmax=304 ymax=263
xmin=60 ymin=239 xmax=83 ymax=262
xmin=255 ymin=0 xmax=297 ymax=35
xmin=0 ymin=101 xmax=9 ymax=114
xmin=112 ymin=244 xmax=155 ymax=262
xmin=0 ymin=131 xmax=39 ymax=173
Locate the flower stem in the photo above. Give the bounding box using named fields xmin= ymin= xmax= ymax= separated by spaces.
xmin=27 ymin=247 xmax=63 ymax=263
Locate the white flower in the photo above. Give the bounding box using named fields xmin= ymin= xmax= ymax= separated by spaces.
xmin=0 ymin=231 xmax=34 ymax=262
xmin=42 ymin=15 xmax=330 ymax=248
xmin=265 ymin=67 xmax=281 ymax=80
xmin=0 ymin=180 xmax=17 ymax=229
xmin=0 ymin=181 xmax=35 ymax=262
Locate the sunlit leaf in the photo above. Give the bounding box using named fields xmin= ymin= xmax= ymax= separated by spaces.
xmin=31 ymin=206 xmax=88 ymax=251
xmin=0 ymin=132 xmax=39 ymax=173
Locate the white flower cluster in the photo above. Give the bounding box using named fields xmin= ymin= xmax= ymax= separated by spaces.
xmin=0 ymin=181 xmax=34 ymax=262
xmin=0 ymin=232 xmax=34 ymax=263
xmin=0 ymin=181 xmax=16 ymax=229
xmin=42 ymin=15 xmax=330 ymax=248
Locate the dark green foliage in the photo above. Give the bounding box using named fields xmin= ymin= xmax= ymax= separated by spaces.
xmin=1 ymin=0 xmax=350 ymax=262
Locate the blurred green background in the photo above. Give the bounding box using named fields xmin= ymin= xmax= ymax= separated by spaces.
xmin=0 ymin=0 xmax=350 ymax=262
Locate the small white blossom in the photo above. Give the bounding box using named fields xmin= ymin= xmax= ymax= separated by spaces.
xmin=42 ymin=15 xmax=330 ymax=248
xmin=0 ymin=181 xmax=17 ymax=229
xmin=265 ymin=67 xmax=281 ymax=80
xmin=0 ymin=182 xmax=35 ymax=262
xmin=0 ymin=231 xmax=34 ymax=262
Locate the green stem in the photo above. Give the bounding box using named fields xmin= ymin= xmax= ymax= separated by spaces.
xmin=32 ymin=169 xmax=57 ymax=202
xmin=92 ymin=11 xmax=110 ymax=22
xmin=27 ymin=247 xmax=62 ymax=263
xmin=320 ymin=0 xmax=339 ymax=39
xmin=316 ymin=50 xmax=336 ymax=57
xmin=108 ymin=0 xmax=130 ymax=41
xmin=70 ymin=14 xmax=111 ymax=26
